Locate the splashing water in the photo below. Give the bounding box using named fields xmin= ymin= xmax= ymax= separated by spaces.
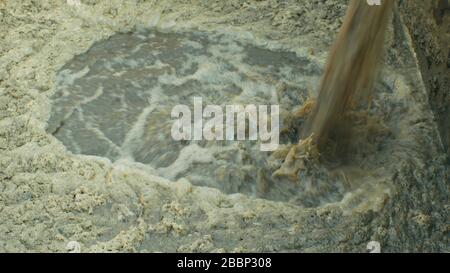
xmin=47 ymin=1 xmax=398 ymax=208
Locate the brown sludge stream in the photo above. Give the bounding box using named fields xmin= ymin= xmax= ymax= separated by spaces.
xmin=302 ymin=0 xmax=394 ymax=155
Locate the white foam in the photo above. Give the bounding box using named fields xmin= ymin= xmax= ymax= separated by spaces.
xmin=158 ymin=144 xmax=215 ymax=180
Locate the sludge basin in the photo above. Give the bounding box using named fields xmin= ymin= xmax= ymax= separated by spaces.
xmin=1 ymin=0 xmax=447 ymax=253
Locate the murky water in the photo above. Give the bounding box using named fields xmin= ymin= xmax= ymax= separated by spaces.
xmin=47 ymin=28 xmax=392 ymax=207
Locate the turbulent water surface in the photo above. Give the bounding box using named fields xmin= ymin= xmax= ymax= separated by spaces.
xmin=47 ymin=29 xmax=350 ymax=206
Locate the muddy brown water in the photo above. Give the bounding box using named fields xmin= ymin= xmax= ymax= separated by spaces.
xmin=303 ymin=0 xmax=394 ymax=154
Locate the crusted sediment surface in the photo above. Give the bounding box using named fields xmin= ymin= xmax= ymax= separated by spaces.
xmin=0 ymin=0 xmax=448 ymax=252
xmin=399 ymin=0 xmax=450 ymax=156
